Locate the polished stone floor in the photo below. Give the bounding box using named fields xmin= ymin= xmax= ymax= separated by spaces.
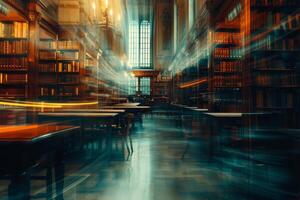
xmin=1 ymin=109 xmax=298 ymax=200
xmin=61 ymin=112 xmax=233 ymax=200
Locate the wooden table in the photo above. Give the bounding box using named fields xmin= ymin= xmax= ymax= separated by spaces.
xmin=203 ymin=112 xmax=243 ymax=160
xmin=115 ymin=103 xmax=141 ymax=106
xmin=170 ymin=103 xmax=208 ymax=115
xmin=170 ymin=103 xmax=187 ymax=109
xmin=0 ymin=124 xmax=80 ymax=200
xmin=38 ymin=112 xmax=120 ymax=131
xmin=204 ymin=112 xmax=242 ymax=118
xmin=102 ymin=106 xmax=150 ymax=126
xmin=49 ymin=109 xmax=126 ymax=113
xmin=103 ymin=105 xmax=150 ymax=113
xmin=38 ymin=112 xmax=120 ymax=157
xmin=185 ymin=106 xmax=199 ymax=109
xmin=189 ymin=108 xmax=208 ymax=112
xmin=38 ymin=112 xmax=119 ymax=125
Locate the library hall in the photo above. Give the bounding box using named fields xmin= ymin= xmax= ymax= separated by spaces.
xmin=0 ymin=0 xmax=299 ymax=200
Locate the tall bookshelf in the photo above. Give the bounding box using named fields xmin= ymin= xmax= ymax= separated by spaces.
xmin=57 ymin=40 xmax=81 ymax=100
xmin=38 ymin=38 xmax=81 ymax=100
xmin=209 ymin=18 xmax=243 ymax=112
xmin=82 ymin=51 xmax=98 ymax=99
xmin=243 ymin=0 xmax=300 ymax=127
xmin=0 ymin=21 xmax=28 ymax=99
xmin=39 ymin=38 xmax=57 ymax=100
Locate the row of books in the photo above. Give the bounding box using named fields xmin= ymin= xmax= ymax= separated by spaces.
xmin=39 ymin=63 xmax=56 ymax=72
xmin=0 ymin=22 xmax=28 ymax=38
xmin=39 ymin=40 xmax=57 ymax=50
xmin=58 ymin=62 xmax=80 ymax=72
xmin=39 ymin=75 xmax=79 ymax=84
xmin=0 ymin=73 xmax=27 ymax=84
xmin=213 ymin=76 xmax=242 ymax=87
xmin=0 ymin=110 xmax=27 ymax=126
xmin=255 ymin=74 xmax=299 ymax=86
xmin=256 ymin=91 xmax=294 ymax=108
xmin=40 ymin=63 xmax=80 ymax=73
xmin=39 ymin=51 xmax=56 ymax=60
xmin=215 ymin=61 xmax=241 ymax=72
xmin=269 ymin=38 xmax=296 ymax=50
xmin=0 ymin=88 xmax=26 ymax=97
xmin=58 ymin=86 xmax=79 ymax=96
xmin=252 ymin=57 xmax=295 ymax=69
xmin=213 ymin=32 xmax=241 ymax=45
xmin=40 ymin=87 xmax=79 ymax=97
xmin=39 ymin=40 xmax=80 ymax=50
xmin=40 ymin=87 xmax=56 ymax=96
xmin=214 ymin=48 xmax=242 ymax=59
xmin=57 ymin=51 xmax=79 ymax=60
xmin=39 ymin=51 xmax=79 ymax=60
xmin=252 ymin=36 xmax=297 ymax=51
xmin=251 ymin=0 xmax=299 ymax=7
xmin=0 ymin=57 xmax=28 ymax=70
xmin=275 ymin=13 xmax=300 ymax=31
xmin=0 ymin=40 xmax=28 ymax=54
xmin=57 ymin=41 xmax=80 ymax=50
xmin=251 ymin=12 xmax=300 ymax=31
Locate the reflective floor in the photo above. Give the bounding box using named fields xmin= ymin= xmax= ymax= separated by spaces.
xmin=61 ymin=112 xmax=225 ymax=200
xmin=0 ymin=109 xmax=299 ymax=200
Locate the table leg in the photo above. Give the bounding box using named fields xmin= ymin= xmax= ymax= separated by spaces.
xmin=8 ymin=172 xmax=31 ymax=200
xmin=54 ymin=149 xmax=65 ymax=200
xmin=106 ymin=123 xmax=113 ymax=159
xmin=46 ymin=166 xmax=53 ymax=200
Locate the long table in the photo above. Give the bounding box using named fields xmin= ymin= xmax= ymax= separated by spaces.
xmin=170 ymin=103 xmax=208 ymax=115
xmin=0 ymin=124 xmax=80 ymax=200
xmin=115 ymin=103 xmax=141 ymax=106
xmin=38 ymin=112 xmax=120 ymax=157
xmin=49 ymin=109 xmax=126 ymax=113
xmin=38 ymin=112 xmax=120 ymax=128
xmin=103 ymin=105 xmax=150 ymax=113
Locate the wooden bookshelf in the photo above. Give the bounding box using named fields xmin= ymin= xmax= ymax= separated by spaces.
xmin=82 ymin=52 xmax=98 ymax=99
xmin=209 ymin=16 xmax=242 ymax=112
xmin=38 ymin=38 xmax=81 ymax=100
xmin=242 ymin=0 xmax=300 ymax=127
xmin=0 ymin=20 xmax=28 ymax=99
xmin=0 ymin=0 xmax=123 ymax=103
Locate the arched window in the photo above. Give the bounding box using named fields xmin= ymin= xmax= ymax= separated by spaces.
xmin=128 ymin=20 xmax=139 ymax=67
xmin=140 ymin=20 xmax=151 ymax=68
xmin=128 ymin=20 xmax=151 ymax=69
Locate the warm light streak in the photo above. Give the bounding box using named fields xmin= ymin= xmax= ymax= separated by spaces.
xmin=46 ymin=102 xmax=99 ymax=107
xmin=179 ymin=78 xmax=207 ymax=89
xmin=0 ymin=99 xmax=98 ymax=108
xmin=0 ymin=101 xmax=62 ymax=108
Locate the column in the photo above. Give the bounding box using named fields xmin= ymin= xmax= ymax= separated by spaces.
xmin=28 ymin=2 xmax=41 ymax=100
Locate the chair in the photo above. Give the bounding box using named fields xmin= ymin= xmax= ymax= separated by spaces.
xmin=112 ymin=113 xmax=134 ymax=157
xmin=181 ymin=114 xmax=202 ymax=160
